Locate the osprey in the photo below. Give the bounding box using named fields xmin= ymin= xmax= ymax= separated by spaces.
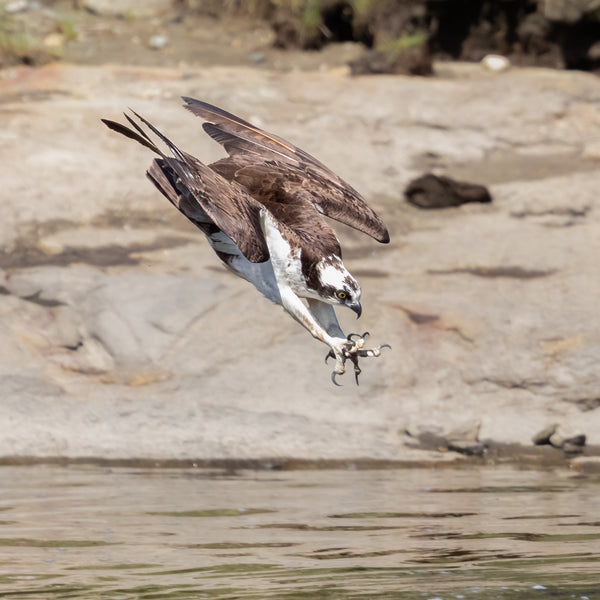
xmin=102 ymin=98 xmax=390 ymax=384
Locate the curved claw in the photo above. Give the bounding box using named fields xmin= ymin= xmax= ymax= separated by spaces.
xmin=331 ymin=371 xmax=343 ymax=386
xmin=347 ymin=331 xmax=370 ymax=342
xmin=351 ymin=357 xmax=362 ymax=386
xmin=355 ymin=344 xmax=392 ymax=358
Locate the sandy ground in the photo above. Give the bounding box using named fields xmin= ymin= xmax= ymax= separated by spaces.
xmin=2 ymin=31 xmax=600 ymax=466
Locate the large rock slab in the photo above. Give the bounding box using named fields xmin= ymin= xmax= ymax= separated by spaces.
xmin=1 ymin=62 xmax=600 ymax=460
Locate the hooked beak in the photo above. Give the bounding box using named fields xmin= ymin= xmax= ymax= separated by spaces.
xmin=348 ymin=300 xmax=362 ymax=319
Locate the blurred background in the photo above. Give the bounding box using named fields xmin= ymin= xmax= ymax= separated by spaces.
xmin=4 ymin=0 xmax=600 ymax=72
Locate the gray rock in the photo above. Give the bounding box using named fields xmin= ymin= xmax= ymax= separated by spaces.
xmin=82 ymin=272 xmax=224 ymax=366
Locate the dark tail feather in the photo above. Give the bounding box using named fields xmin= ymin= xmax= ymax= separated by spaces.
xmin=101 ymin=118 xmax=160 ymax=154
xmin=102 ymin=111 xmax=187 ymax=165
xmin=129 ymin=110 xmax=188 ymax=163
xmin=123 ymin=112 xmax=161 ymax=150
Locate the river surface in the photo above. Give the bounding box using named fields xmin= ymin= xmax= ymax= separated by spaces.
xmin=0 ymin=464 xmax=598 ymax=599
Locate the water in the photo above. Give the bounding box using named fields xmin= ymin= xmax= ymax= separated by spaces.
xmin=0 ymin=464 xmax=598 ymax=599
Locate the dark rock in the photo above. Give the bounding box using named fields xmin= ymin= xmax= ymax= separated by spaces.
xmin=549 ymin=431 xmax=587 ymax=450
xmin=446 ymin=420 xmax=487 ymax=457
xmin=447 ymin=439 xmax=487 ymax=457
xmin=534 ymin=424 xmax=586 ymax=456
xmin=562 ymin=440 xmax=586 ymax=455
xmin=404 ymin=174 xmax=492 ymax=209
xmin=554 ymin=19 xmax=600 ymax=71
xmin=406 ymin=421 xmax=487 ymax=457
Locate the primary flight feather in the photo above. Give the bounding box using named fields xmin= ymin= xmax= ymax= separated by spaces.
xmin=102 ymin=98 xmax=390 ymax=384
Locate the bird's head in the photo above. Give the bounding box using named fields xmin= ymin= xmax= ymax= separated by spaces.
xmin=316 ymin=256 xmax=362 ymax=318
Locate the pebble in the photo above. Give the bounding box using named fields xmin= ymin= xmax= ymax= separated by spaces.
xmin=249 ymin=52 xmax=267 ymax=64
xmin=148 ymin=34 xmax=169 ymax=50
xmin=481 ymin=53 xmax=511 ymax=72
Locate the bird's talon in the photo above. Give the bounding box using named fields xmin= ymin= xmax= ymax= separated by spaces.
xmin=328 ymin=336 xmax=389 ymax=385
xmin=350 ymin=355 xmax=362 ymax=386
xmin=331 ymin=371 xmax=342 ymax=386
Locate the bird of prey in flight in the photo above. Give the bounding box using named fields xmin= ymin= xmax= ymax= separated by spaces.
xmin=102 ymin=98 xmax=390 ymax=384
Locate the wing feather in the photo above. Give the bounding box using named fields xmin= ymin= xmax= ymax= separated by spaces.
xmin=102 ymin=112 xmax=269 ymax=263
xmin=167 ymin=153 xmax=269 ymax=262
xmin=182 ymin=97 xmax=390 ymax=244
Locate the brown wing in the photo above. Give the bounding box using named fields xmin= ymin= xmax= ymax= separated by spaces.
xmin=102 ymin=112 xmax=269 ymax=263
xmin=182 ymin=97 xmax=390 ymax=244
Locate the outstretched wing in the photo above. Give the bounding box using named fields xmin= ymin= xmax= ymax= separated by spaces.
xmin=182 ymin=97 xmax=390 ymax=244
xmin=102 ymin=113 xmax=269 ymax=263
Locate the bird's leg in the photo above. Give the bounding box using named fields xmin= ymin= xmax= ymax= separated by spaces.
xmin=306 ymin=298 xmax=345 ymax=338
xmin=273 ymin=293 xmax=353 ymax=378
xmin=261 ymin=212 xmax=355 ymax=377
xmin=307 ymin=300 xmax=391 ymax=385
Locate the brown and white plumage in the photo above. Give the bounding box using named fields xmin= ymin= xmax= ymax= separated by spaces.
xmin=102 ymin=98 xmax=390 ymax=384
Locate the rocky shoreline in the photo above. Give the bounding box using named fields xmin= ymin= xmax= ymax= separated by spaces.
xmin=2 ymin=59 xmax=600 ymax=464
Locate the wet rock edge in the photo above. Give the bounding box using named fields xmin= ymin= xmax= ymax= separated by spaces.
xmin=1 ymin=441 xmax=600 ymax=473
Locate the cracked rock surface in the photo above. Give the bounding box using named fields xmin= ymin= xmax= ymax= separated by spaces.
xmin=1 ymin=62 xmax=599 ymax=461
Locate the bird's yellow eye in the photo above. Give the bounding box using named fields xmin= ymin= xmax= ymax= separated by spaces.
xmin=336 ymin=290 xmax=347 ymax=300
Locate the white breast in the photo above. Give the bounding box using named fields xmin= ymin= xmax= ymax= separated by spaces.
xmin=260 ymin=210 xmax=308 ymax=296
